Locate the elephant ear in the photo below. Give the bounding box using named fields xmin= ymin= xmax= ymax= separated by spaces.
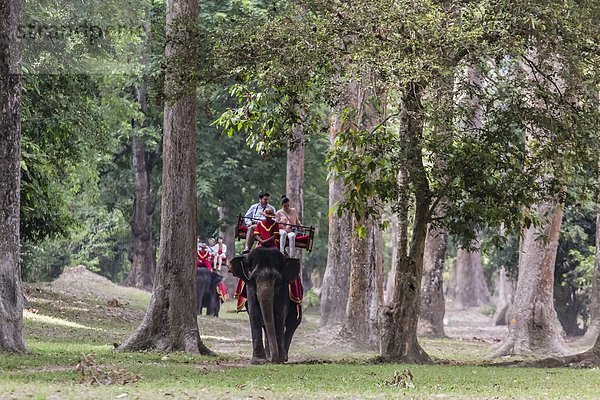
xmin=282 ymin=257 xmax=301 ymax=284
xmin=230 ymin=256 xmax=249 ymax=282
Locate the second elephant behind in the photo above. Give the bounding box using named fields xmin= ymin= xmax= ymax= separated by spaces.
xmin=196 ymin=267 xmax=223 ymax=317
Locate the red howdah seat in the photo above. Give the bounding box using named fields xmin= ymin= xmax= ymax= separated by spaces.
xmin=235 ymin=214 xmax=315 ymax=252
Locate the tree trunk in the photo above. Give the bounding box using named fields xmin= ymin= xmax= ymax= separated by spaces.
xmin=384 ymin=213 xmax=399 ymax=304
xmin=125 ymin=80 xmax=156 ymax=289
xmin=319 ymin=110 xmax=353 ymax=327
xmin=338 ymin=72 xmax=385 ymax=344
xmin=120 ymin=0 xmax=210 ymax=354
xmin=492 ymin=201 xmax=569 ymax=357
xmin=492 ymin=266 xmax=515 ymax=326
xmin=286 ymin=125 xmax=309 ymax=288
xmin=0 ymin=0 xmax=26 ymax=353
xmin=451 ymin=245 xmax=490 ymax=308
xmin=341 ymin=216 xmax=384 ymax=348
xmin=418 ymin=226 xmax=448 ymax=338
xmin=583 ymin=160 xmax=600 ymax=343
xmin=380 ymin=82 xmax=431 ymax=363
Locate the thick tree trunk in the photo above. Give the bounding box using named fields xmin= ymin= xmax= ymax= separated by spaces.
xmin=583 ymin=161 xmax=600 ymax=343
xmin=492 ymin=266 xmax=515 ymax=326
xmin=125 ymin=81 xmax=156 ymax=289
xmin=341 ymin=216 xmax=384 ymax=348
xmin=286 ymin=125 xmax=309 ymax=288
xmin=0 ymin=0 xmax=26 ymax=353
xmin=380 ymin=82 xmax=431 ymax=363
xmin=492 ymin=201 xmax=569 ymax=357
xmin=319 ymin=111 xmax=352 ymax=327
xmin=451 ymin=245 xmax=490 ymax=308
xmin=120 ymin=0 xmax=210 ymax=354
xmin=418 ymin=226 xmax=448 ymax=338
xmin=338 ymin=72 xmax=385 ymax=344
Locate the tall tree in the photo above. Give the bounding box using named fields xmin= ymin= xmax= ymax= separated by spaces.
xmin=120 ymin=0 xmax=210 ymax=353
xmin=449 ymin=246 xmax=490 ymax=308
xmin=125 ymin=80 xmax=156 ymax=289
xmin=0 ymin=0 xmax=26 ymax=352
xmin=493 ymin=200 xmax=569 ymax=356
xmin=319 ymin=110 xmax=353 ymax=327
xmin=380 ymin=82 xmax=432 ymax=363
xmin=338 ymin=73 xmax=386 ymax=345
xmin=583 ymin=160 xmax=600 ymax=343
xmin=286 ymin=125 xmax=308 ymax=286
xmin=493 ymin=49 xmax=573 ymax=357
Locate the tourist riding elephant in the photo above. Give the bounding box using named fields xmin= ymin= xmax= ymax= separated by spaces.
xmin=196 ymin=267 xmax=223 ymax=317
xmin=231 ymin=247 xmax=302 ymax=364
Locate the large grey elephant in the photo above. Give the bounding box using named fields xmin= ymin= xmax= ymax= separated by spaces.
xmin=196 ymin=267 xmax=223 ymax=317
xmin=231 ymin=247 xmax=302 ymax=364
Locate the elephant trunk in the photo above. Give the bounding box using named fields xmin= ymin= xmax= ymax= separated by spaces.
xmin=256 ymin=279 xmax=279 ymax=362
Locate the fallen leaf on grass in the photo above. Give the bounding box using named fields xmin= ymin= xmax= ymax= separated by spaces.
xmin=380 ymin=369 xmax=415 ymax=389
xmin=75 ymin=352 xmax=142 ymax=386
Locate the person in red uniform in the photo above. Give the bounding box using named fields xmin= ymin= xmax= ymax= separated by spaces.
xmin=196 ymin=242 xmax=212 ymax=271
xmin=253 ymin=208 xmax=280 ymax=248
xmin=235 ymin=209 xmax=281 ymax=311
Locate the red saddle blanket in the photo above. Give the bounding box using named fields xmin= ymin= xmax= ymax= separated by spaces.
xmin=235 ymin=277 xmax=303 ymax=319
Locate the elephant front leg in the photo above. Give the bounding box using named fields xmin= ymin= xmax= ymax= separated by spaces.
xmin=263 ymin=327 xmax=271 ymax=360
xmin=247 ymin=293 xmax=267 ymax=364
xmin=273 ymin=290 xmax=288 ymax=363
xmin=283 ymin=303 xmax=302 ymax=362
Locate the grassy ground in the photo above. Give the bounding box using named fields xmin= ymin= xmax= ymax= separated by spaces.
xmin=1 ymin=268 xmax=599 ymax=399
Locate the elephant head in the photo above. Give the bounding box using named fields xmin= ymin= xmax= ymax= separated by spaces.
xmin=231 ymin=247 xmax=300 ymax=363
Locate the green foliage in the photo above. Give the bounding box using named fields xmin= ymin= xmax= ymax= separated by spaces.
xmin=553 ymin=201 xmax=597 ymax=335
xmin=303 ymin=288 xmax=321 ymax=308
xmin=20 ymin=74 xmax=109 ymax=241
xmin=214 ymin=78 xmax=327 ymax=153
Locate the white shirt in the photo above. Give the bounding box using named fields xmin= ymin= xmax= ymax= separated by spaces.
xmin=211 ymin=243 xmax=227 ymax=256
xmin=244 ymin=203 xmax=277 ymax=225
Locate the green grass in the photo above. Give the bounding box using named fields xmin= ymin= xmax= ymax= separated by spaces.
xmin=3 ymin=282 xmax=599 ymax=399
xmin=2 ymin=347 xmax=599 ymax=399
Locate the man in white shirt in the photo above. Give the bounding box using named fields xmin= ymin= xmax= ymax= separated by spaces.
xmin=243 ymin=192 xmax=277 ymax=253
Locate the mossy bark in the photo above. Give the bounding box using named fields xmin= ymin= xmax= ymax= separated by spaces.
xmin=380 ymin=82 xmax=431 ymax=364
xmin=418 ymin=226 xmax=448 ymax=338
xmin=0 ymin=0 xmax=26 ymax=353
xmin=492 ymin=201 xmax=569 ymax=357
xmin=319 ymin=110 xmax=353 ymax=327
xmin=125 ymin=80 xmax=156 ymax=290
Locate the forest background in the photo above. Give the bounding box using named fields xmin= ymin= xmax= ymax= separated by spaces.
xmin=8 ymin=0 xmax=600 ymax=363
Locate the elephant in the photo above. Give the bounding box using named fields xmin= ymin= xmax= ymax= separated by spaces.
xmin=196 ymin=267 xmax=223 ymax=317
xmin=231 ymin=247 xmax=302 ymax=364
